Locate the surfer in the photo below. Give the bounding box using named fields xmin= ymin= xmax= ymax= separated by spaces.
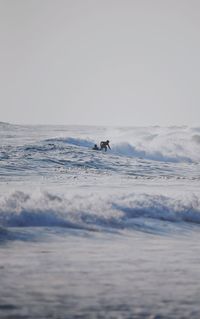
xmin=92 ymin=144 xmax=99 ymax=150
xmin=100 ymin=140 xmax=111 ymax=152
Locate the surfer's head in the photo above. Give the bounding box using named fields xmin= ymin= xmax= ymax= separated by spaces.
xmin=106 ymin=140 xmax=109 ymax=143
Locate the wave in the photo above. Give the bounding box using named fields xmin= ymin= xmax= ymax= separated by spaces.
xmin=0 ymin=191 xmax=200 ymax=238
xmin=46 ymin=131 xmax=200 ymax=163
xmin=45 ymin=137 xmax=94 ymax=148
xmin=41 ymin=137 xmax=192 ymax=163
xmin=3 ymin=124 xmax=199 ymax=164
xmin=23 ymin=143 xmax=57 ymax=153
xmin=110 ymin=142 xmax=193 ymax=163
xmin=0 ymin=226 xmax=37 ymax=242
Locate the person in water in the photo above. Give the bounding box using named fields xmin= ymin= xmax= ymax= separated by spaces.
xmin=100 ymin=140 xmax=111 ymax=151
xmin=92 ymin=144 xmax=99 ymax=150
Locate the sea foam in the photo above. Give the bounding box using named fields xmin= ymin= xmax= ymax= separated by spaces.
xmin=1 ymin=191 xmax=200 ymax=233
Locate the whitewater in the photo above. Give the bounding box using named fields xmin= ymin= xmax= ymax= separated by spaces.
xmin=1 ymin=122 xmax=200 ymax=319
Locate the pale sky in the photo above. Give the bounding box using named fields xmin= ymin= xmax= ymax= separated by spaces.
xmin=0 ymin=0 xmax=200 ymax=126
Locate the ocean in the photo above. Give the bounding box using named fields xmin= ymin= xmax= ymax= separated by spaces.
xmin=1 ymin=122 xmax=200 ymax=319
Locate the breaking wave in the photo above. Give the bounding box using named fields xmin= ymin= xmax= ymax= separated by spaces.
xmin=3 ymin=125 xmax=200 ymax=164
xmin=1 ymin=191 xmax=200 ymax=238
xmin=44 ymin=129 xmax=200 ymax=163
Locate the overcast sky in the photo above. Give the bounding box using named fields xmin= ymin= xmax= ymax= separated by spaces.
xmin=0 ymin=0 xmax=200 ymax=126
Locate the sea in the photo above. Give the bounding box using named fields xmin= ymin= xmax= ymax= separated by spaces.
xmin=1 ymin=122 xmax=200 ymax=319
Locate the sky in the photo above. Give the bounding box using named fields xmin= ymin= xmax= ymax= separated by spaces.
xmin=0 ymin=0 xmax=200 ymax=126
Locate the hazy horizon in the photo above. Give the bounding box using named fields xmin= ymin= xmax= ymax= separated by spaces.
xmin=1 ymin=0 xmax=200 ymax=126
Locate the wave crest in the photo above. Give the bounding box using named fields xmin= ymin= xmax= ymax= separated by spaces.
xmin=45 ymin=136 xmax=196 ymax=163
xmin=1 ymin=191 xmax=200 ymax=234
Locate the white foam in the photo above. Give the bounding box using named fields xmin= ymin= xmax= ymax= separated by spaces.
xmin=45 ymin=125 xmax=200 ymax=163
xmin=1 ymin=191 xmax=200 ymax=232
